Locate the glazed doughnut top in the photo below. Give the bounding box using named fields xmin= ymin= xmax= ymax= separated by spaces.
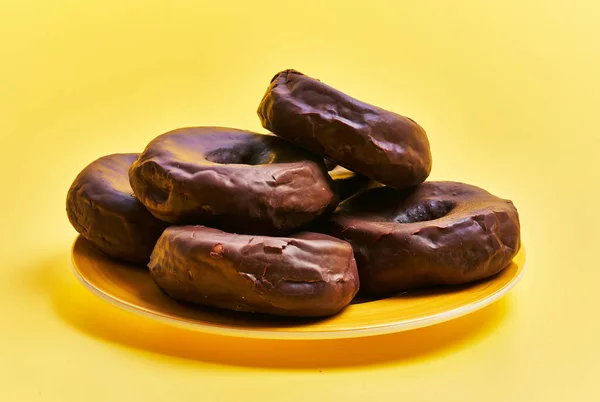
xmin=129 ymin=127 xmax=337 ymax=234
xmin=335 ymin=181 xmax=519 ymax=228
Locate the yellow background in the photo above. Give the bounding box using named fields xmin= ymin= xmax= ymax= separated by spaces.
xmin=1 ymin=1 xmax=598 ymax=401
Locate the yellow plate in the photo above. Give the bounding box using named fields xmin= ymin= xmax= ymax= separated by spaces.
xmin=71 ymin=235 xmax=526 ymax=339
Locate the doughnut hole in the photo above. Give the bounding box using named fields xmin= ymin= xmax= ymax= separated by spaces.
xmin=149 ymin=186 xmax=170 ymax=204
xmin=393 ymin=199 xmax=456 ymax=223
xmin=338 ymin=186 xmax=456 ymax=224
xmin=205 ymin=141 xmax=276 ymax=165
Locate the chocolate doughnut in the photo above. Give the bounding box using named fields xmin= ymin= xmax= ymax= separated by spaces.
xmin=329 ymin=166 xmax=373 ymax=201
xmin=66 ymin=153 xmax=168 ymax=264
xmin=324 ymin=182 xmax=520 ymax=296
xmin=129 ymin=127 xmax=337 ymax=235
xmin=149 ymin=226 xmax=360 ymax=317
xmin=257 ymin=69 xmax=432 ymax=189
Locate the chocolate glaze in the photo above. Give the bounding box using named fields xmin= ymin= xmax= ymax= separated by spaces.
xmin=129 ymin=127 xmax=338 ymax=235
xmin=149 ymin=226 xmax=360 ymax=317
xmin=323 ymin=181 xmax=521 ymax=296
xmin=66 ymin=153 xmax=168 ymax=264
xmin=257 ymin=69 xmax=432 ymax=189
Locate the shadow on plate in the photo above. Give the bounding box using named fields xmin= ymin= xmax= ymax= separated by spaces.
xmin=27 ymin=251 xmax=512 ymax=370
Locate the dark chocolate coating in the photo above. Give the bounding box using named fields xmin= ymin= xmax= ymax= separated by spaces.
xmin=329 ymin=166 xmax=373 ymax=201
xmin=66 ymin=153 xmax=168 ymax=264
xmin=323 ymin=182 xmax=521 ymax=296
xmin=129 ymin=127 xmax=337 ymax=235
xmin=257 ymin=69 xmax=433 ymax=189
xmin=149 ymin=226 xmax=360 ymax=317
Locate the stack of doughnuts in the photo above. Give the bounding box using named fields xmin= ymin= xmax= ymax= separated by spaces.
xmin=67 ymin=69 xmax=520 ymax=317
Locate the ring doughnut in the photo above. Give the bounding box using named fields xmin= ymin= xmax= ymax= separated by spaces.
xmin=257 ymin=69 xmax=432 ymax=189
xmin=129 ymin=127 xmax=337 ymax=235
xmin=66 ymin=153 xmax=168 ymax=264
xmin=149 ymin=226 xmax=360 ymax=317
xmin=324 ymin=181 xmax=521 ymax=296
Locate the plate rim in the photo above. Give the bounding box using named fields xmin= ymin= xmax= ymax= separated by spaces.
xmin=71 ymin=238 xmax=526 ymax=340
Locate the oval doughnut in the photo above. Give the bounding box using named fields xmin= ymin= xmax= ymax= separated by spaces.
xmin=324 ymin=181 xmax=521 ymax=296
xmin=66 ymin=153 xmax=168 ymax=264
xmin=257 ymin=69 xmax=432 ymax=189
xmin=148 ymin=226 xmax=360 ymax=317
xmin=129 ymin=127 xmax=337 ymax=235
